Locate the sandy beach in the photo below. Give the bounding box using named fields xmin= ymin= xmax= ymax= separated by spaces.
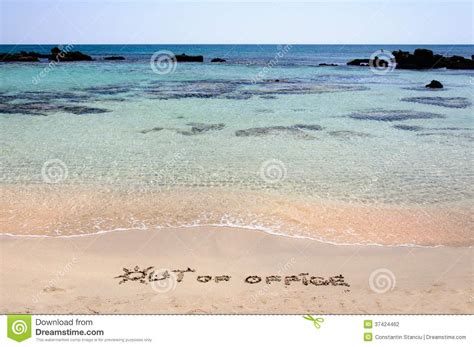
xmin=0 ymin=226 xmax=472 ymax=314
xmin=1 ymin=43 xmax=473 ymax=316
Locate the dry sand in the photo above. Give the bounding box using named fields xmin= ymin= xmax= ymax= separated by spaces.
xmin=0 ymin=226 xmax=472 ymax=314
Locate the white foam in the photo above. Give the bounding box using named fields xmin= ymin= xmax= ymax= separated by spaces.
xmin=0 ymin=221 xmax=453 ymax=249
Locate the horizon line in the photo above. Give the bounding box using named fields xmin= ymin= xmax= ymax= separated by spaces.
xmin=1 ymin=43 xmax=473 ymax=46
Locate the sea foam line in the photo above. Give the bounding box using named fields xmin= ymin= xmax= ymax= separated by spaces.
xmin=0 ymin=221 xmax=451 ymax=249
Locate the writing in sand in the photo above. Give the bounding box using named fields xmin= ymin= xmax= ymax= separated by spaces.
xmin=114 ymin=266 xmax=350 ymax=287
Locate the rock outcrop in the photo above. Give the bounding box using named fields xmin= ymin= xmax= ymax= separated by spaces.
xmin=0 ymin=52 xmax=39 ymax=62
xmin=348 ymin=49 xmax=474 ymax=70
xmin=51 ymin=47 xmax=92 ymax=61
xmin=425 ymin=80 xmax=443 ymax=89
xmin=347 ymin=58 xmax=370 ymax=66
xmin=392 ymin=49 xmax=474 ymax=69
xmin=0 ymin=46 xmax=93 ymax=62
xmin=175 ymin=53 xmax=204 ymax=62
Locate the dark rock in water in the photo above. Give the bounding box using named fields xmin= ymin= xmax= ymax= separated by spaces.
xmin=255 ymin=108 xmax=274 ymax=113
xmin=432 ymin=127 xmax=472 ymax=131
xmin=104 ymin=56 xmax=125 ymax=60
xmin=371 ymin=56 xmax=389 ymax=68
xmin=177 ymin=122 xmax=225 ymax=135
xmin=392 ymin=49 xmax=474 ymax=70
xmin=0 ymin=102 xmax=46 ymax=116
xmin=223 ymin=94 xmax=253 ymax=100
xmin=58 ymin=105 xmax=109 ymax=115
xmin=347 ymin=59 xmax=370 ymax=66
xmin=0 ymin=94 xmax=17 ymax=102
xmin=0 ymin=52 xmax=39 ymax=62
xmin=293 ymin=124 xmax=324 ymax=131
xmin=175 ymin=54 xmax=204 ymax=63
xmin=81 ymin=84 xmax=132 ymax=96
xmin=401 ymin=97 xmax=471 ymax=109
xmin=0 ymin=47 xmax=92 ymax=62
xmin=235 ymin=125 xmax=321 ymax=139
xmin=417 ymin=132 xmax=474 ymax=141
xmin=392 ymin=49 xmax=436 ymax=69
xmin=187 ymin=122 xmax=225 ymax=132
xmin=0 ymin=101 xmax=108 ymax=116
xmin=347 ymin=54 xmax=390 ymax=69
xmin=211 ymin=58 xmax=226 ymax=63
xmin=259 ymin=95 xmax=277 ymax=99
xmin=17 ymin=90 xmax=91 ymax=102
xmin=140 ymin=127 xmax=164 ymax=134
xmin=348 ymin=49 xmax=474 ymax=70
xmin=444 ymin=55 xmax=474 ymax=70
xmin=425 ymin=80 xmax=443 ymax=89
xmin=50 ymin=47 xmax=93 ymax=62
xmin=393 ymin=124 xmax=425 ymax=131
xmin=348 ymin=109 xmax=444 ymax=122
xmin=235 ymin=126 xmax=310 ymax=139
xmin=328 ymin=130 xmax=374 ymax=138
xmin=319 ymin=63 xmax=338 ymax=66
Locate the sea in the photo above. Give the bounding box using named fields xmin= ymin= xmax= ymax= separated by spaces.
xmin=0 ymin=44 xmax=472 ymax=246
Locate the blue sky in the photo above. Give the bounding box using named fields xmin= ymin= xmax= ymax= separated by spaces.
xmin=1 ymin=0 xmax=472 ymax=44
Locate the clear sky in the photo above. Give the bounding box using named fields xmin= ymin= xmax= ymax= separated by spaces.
xmin=1 ymin=0 xmax=472 ymax=44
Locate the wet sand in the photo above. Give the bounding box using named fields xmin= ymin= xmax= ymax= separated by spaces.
xmin=0 ymin=185 xmax=472 ymax=246
xmin=0 ymin=226 xmax=472 ymax=314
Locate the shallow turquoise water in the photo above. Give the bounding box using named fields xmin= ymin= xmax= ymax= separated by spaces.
xmin=1 ymin=45 xmax=473 ymax=207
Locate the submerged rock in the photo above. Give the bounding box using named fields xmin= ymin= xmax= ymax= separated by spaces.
xmin=177 ymin=123 xmax=225 ymax=135
xmin=235 ymin=124 xmax=322 ymax=139
xmin=61 ymin=105 xmax=109 ymax=114
xmin=393 ymin=124 xmax=425 ymax=131
xmin=140 ymin=127 xmax=164 ymax=134
xmin=293 ymin=124 xmax=324 ymax=131
xmin=425 ymin=80 xmax=443 ymax=89
xmin=104 ymin=56 xmax=125 ymax=60
xmin=0 ymin=101 xmax=109 ymax=116
xmin=255 ymin=108 xmax=274 ymax=113
xmin=211 ymin=58 xmax=226 ymax=63
xmin=417 ymin=132 xmax=474 ymax=141
xmin=348 ymin=109 xmax=444 ymax=122
xmin=401 ymin=97 xmax=471 ymax=109
xmin=328 ymin=130 xmax=374 ymax=138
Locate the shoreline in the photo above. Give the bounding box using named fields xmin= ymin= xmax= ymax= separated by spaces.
xmin=1 ymin=185 xmax=471 ymax=247
xmin=0 ymin=223 xmax=463 ymax=249
xmin=1 ymin=226 xmax=472 ymax=314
